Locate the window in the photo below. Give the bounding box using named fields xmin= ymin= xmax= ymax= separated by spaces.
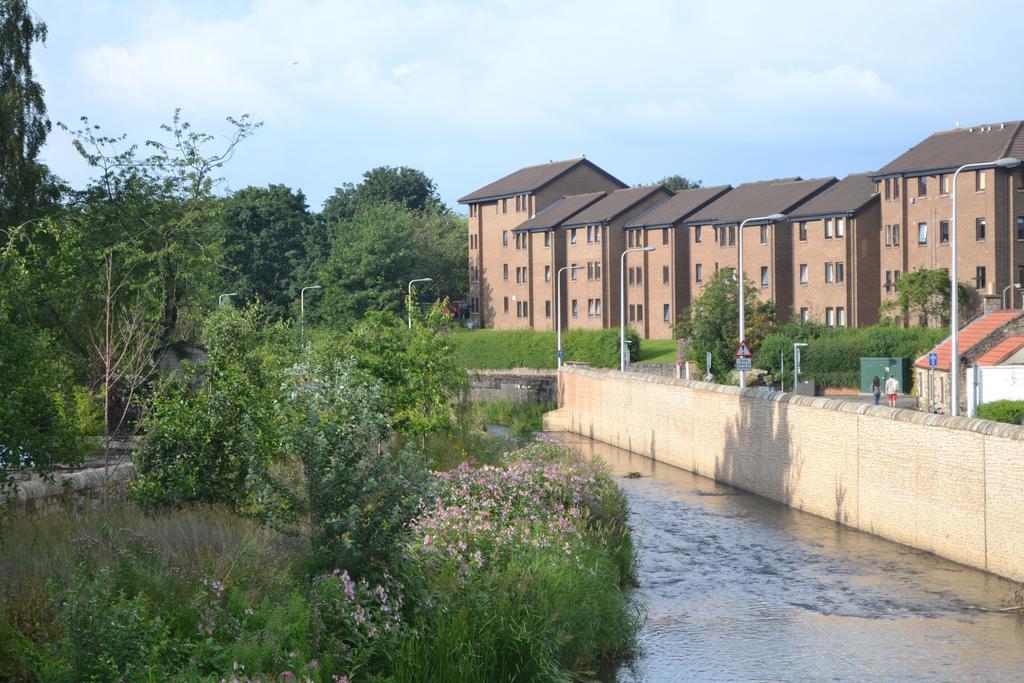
xmin=976 ymin=217 xmax=986 ymax=241
xmin=628 ymin=304 xmax=635 ymax=323
xmin=800 ymin=307 xmax=810 ymax=323
xmin=1018 ymin=217 xmax=1024 ymax=241
xmin=825 ymin=218 xmax=834 ymax=239
xmin=894 ymin=270 xmax=901 ymax=281
xmin=570 ymin=229 xmax=577 ymax=245
xmin=728 ymin=226 xmax=736 ymax=246
xmin=522 ymin=266 xmax=528 ymax=282
xmin=469 ymin=204 xmax=478 ymax=218
xmin=893 ymin=224 xmax=900 ymax=245
xmin=918 ymin=177 xmax=927 ymax=197
xmin=1019 ymin=264 xmax=1024 ymax=287
xmin=595 ymin=299 xmax=602 ymax=316
xmin=502 ymin=230 xmax=509 ymax=247
xmin=571 ymin=299 xmax=578 ymax=317
xmin=587 ymin=262 xmax=594 ymax=280
xmin=1018 ymin=173 xmax=1024 ymax=191
xmin=799 ymin=222 xmax=808 ymax=241
xmin=502 ymin=198 xmax=508 ymax=214
xmin=885 ymin=225 xmax=891 ymax=247
xmin=570 ymin=263 xmax=578 ymax=281
xmin=695 ymin=263 xmax=703 ymax=283
xmin=503 ymin=263 xmax=509 ymax=280
xmin=663 ymin=265 xmax=670 ymax=284
xmin=637 ymin=268 xmax=643 ymax=285
xmin=976 ymin=170 xmax=987 ymax=191
xmin=544 ymin=265 xmax=551 ymax=282
xmin=662 ymin=228 xmax=669 ymax=245
xmin=595 ymin=225 xmax=601 ymax=243
xmin=884 ymin=271 xmax=892 ymax=293
xmin=544 ymin=231 xmax=551 ymax=247
xmin=694 ymin=226 xmax=702 ymax=243
xmin=837 ymin=308 xmax=846 ymax=327
xmin=917 ymin=222 xmax=928 ymax=244
xmin=939 ymin=174 xmax=950 ymax=195
xmin=940 ymin=220 xmax=950 ymax=244
xmin=637 ymin=304 xmax=644 ymax=322
xmin=760 ymin=225 xmax=768 ymax=244
xmin=587 ymin=299 xmax=595 ymax=317
xmin=836 ymin=262 xmax=845 ymax=284
xmin=893 ymin=178 xmax=900 ymax=199
xmin=826 ymin=307 xmax=835 ymax=327
xmin=628 ymin=268 xmax=634 ymax=286
xmin=545 ymin=300 xmax=551 ymax=318
xmin=503 ymin=296 xmax=509 ymax=313
xmin=976 ymin=266 xmax=987 ymax=290
xmin=835 ymin=217 xmax=845 ymax=238
xmin=587 ymin=226 xmax=593 ymax=243
xmin=799 ymin=263 xmax=809 ymax=285
xmin=825 ymin=262 xmax=834 ymax=283
xmin=594 ymin=262 xmax=602 ymax=279
xmin=515 ymin=195 xmax=520 ymax=212
xmin=663 ymin=304 xmax=671 ymax=323
xmin=884 ymin=178 xmax=891 ymax=200
xmin=523 ymin=301 xmax=529 ymax=318
xmin=760 ymin=266 xmax=769 ymax=288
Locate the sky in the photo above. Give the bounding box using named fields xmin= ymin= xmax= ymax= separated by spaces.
xmin=29 ymin=0 xmax=1024 ymax=213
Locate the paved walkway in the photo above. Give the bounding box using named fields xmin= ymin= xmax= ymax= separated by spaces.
xmin=825 ymin=393 xmax=920 ymax=410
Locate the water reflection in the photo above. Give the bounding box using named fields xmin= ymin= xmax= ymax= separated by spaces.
xmin=550 ymin=433 xmax=1024 ymax=681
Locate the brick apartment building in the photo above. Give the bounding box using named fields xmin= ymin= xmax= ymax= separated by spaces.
xmin=787 ymin=173 xmax=881 ymax=327
xmin=684 ymin=177 xmax=837 ymax=320
xmin=560 ymin=185 xmax=674 ymax=332
xmin=622 ymin=185 xmax=733 ymax=338
xmin=872 ymin=122 xmax=1024 ymax=318
xmin=459 ymin=158 xmax=626 ymax=329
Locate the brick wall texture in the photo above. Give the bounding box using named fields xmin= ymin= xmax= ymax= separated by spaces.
xmin=551 ymin=366 xmax=1024 ymax=581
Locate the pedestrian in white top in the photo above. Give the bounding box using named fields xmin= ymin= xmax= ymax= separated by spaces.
xmin=885 ymin=375 xmax=900 ymax=407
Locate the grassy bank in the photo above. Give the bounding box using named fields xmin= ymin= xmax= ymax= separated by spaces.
xmin=1 ymin=441 xmax=637 ymax=681
xmin=450 ymin=328 xmax=640 ymax=369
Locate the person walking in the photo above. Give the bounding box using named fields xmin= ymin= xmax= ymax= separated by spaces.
xmin=885 ymin=374 xmax=900 ymax=408
xmin=871 ymin=376 xmax=881 ymax=405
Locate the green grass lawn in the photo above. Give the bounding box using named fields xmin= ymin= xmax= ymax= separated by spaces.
xmin=636 ymin=338 xmax=677 ymax=364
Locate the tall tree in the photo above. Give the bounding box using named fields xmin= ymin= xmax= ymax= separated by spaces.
xmin=889 ymin=267 xmax=969 ymax=326
xmin=219 ymin=184 xmax=311 ymax=313
xmin=657 ymin=175 xmax=703 ymax=191
xmin=0 ymin=0 xmax=58 ymax=227
xmin=320 ymin=165 xmax=443 ymax=224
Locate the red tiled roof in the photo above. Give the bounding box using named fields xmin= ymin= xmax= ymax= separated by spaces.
xmin=914 ymin=310 xmax=1024 ymax=370
xmin=975 ymin=335 xmax=1024 ymax=366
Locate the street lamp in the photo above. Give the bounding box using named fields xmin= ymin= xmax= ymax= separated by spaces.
xmin=218 ymin=292 xmax=238 ymax=306
xmin=793 ymin=342 xmax=808 ymax=391
xmin=1002 ymin=283 xmax=1022 ymax=310
xmin=300 ymin=285 xmax=321 ymax=348
xmin=949 ymin=157 xmax=1021 ymax=416
xmin=620 ymin=246 xmax=655 ymax=371
xmin=407 ymin=278 xmax=433 ymax=329
xmin=557 ymin=264 xmax=585 ymax=368
xmin=737 ymin=213 xmax=786 ymax=388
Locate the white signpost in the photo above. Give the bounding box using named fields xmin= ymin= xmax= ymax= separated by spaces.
xmin=735 ymin=339 xmax=753 ymax=373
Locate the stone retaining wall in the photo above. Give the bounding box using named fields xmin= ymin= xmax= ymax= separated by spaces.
xmin=548 ymin=366 xmax=1024 ymax=582
xmin=9 ymin=463 xmax=135 ymax=516
xmin=469 ymin=369 xmax=557 ymax=403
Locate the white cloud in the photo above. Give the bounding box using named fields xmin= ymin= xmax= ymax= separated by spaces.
xmin=390 ymin=61 xmax=422 ymax=78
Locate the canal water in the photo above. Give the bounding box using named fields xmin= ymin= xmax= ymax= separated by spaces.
xmin=550 ymin=432 xmax=1024 ymax=681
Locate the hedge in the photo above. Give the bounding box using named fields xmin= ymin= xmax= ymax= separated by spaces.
xmin=449 ymin=328 xmax=641 ymax=369
xmin=977 ymin=400 xmax=1024 ymax=425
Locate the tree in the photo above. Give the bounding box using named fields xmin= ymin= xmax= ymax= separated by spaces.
xmin=889 ymin=267 xmax=968 ymax=326
xmin=219 ymin=184 xmax=311 ymax=313
xmin=318 ymin=201 xmax=467 ymax=326
xmin=321 ymin=166 xmax=442 ymax=224
xmin=0 ymin=0 xmax=60 ymax=228
xmin=657 ymin=175 xmax=702 ymax=191
xmin=674 ymin=267 xmax=777 ymax=379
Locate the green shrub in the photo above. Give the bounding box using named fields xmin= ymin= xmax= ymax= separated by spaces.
xmin=450 ymin=328 xmax=639 ymax=369
xmin=977 ymin=400 xmax=1024 ymax=425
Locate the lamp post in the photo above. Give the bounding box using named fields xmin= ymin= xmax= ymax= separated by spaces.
xmin=620 ymin=246 xmax=655 ymax=372
xmin=1002 ymin=283 xmax=1022 ymax=310
xmin=949 ymin=157 xmax=1021 ymax=416
xmin=737 ymin=213 xmax=786 ymax=388
xmin=793 ymin=342 xmax=808 ymax=392
xmin=218 ymin=292 xmax=238 ymax=306
xmin=300 ymin=285 xmax=321 ymax=348
xmin=556 ymin=264 xmax=584 ymax=368
xmin=407 ymin=278 xmax=433 ymax=329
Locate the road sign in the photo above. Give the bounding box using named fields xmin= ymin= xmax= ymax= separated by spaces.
xmin=735 ymin=340 xmax=752 ymax=358
xmin=735 ymin=357 xmax=752 ymax=371
xmin=928 ymin=352 xmax=938 ymax=368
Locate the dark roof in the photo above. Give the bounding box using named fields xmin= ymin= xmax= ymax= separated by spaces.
xmin=684 ymin=177 xmax=837 ymax=226
xmin=562 ymin=185 xmax=672 ymax=228
xmin=787 ymin=173 xmax=878 ymax=219
xmin=458 ymin=158 xmax=626 ymax=204
xmin=624 ymin=185 xmax=733 ymax=229
xmin=875 ymin=121 xmax=1024 ymax=177
xmin=513 ymin=192 xmax=607 ymax=232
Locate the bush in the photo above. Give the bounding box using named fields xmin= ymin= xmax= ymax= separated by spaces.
xmin=977 ymin=400 xmax=1024 ymax=425
xmin=450 ymin=328 xmax=640 ymax=369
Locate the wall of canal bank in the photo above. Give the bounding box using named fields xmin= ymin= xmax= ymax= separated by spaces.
xmin=545 ymin=366 xmax=1024 ymax=582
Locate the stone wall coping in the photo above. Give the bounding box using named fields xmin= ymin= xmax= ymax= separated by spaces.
xmin=14 ymin=463 xmax=136 ymax=502
xmin=562 ymin=366 xmax=1024 ymax=441
xmin=470 ymin=368 xmax=557 ymax=377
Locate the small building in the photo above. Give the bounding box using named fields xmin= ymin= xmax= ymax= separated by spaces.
xmin=913 ymin=308 xmax=1024 ymax=414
